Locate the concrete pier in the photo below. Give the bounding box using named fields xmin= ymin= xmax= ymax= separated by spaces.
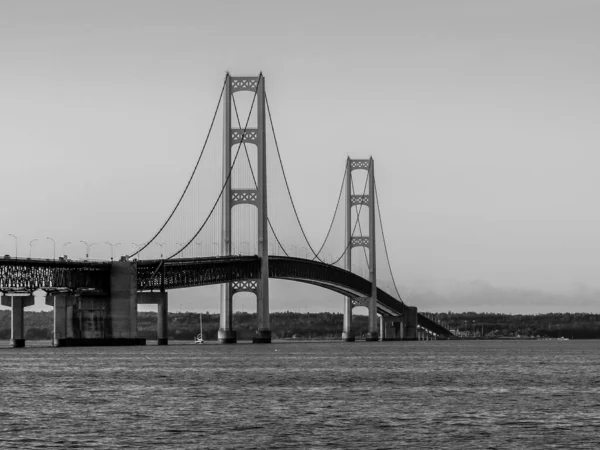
xmin=341 ymin=296 xmax=355 ymax=341
xmin=45 ymin=294 xmax=77 ymax=346
xmin=218 ymin=285 xmax=237 ymax=343
xmin=1 ymin=295 xmax=35 ymax=347
xmin=381 ymin=315 xmax=404 ymax=341
xmin=404 ymin=306 xmax=418 ymax=340
xmin=110 ymin=262 xmax=138 ymax=339
xmin=365 ymin=331 xmax=379 ymax=342
xmin=253 ymin=329 xmax=272 ymax=344
xmin=218 ymin=329 xmax=237 ymax=344
xmin=157 ymin=294 xmax=168 ymax=345
xmin=138 ymin=291 xmax=168 ymax=345
xmin=43 ymin=261 xmax=144 ymax=347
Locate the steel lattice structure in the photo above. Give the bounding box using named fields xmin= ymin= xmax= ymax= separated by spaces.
xmin=0 ymin=258 xmax=110 ymax=294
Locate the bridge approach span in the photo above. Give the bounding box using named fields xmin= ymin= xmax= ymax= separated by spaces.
xmin=0 ymin=256 xmax=449 ymax=337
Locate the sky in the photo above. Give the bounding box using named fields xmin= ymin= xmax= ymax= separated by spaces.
xmin=1 ymin=0 xmax=599 ymax=314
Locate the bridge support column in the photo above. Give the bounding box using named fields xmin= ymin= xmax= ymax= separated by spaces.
xmin=45 ymin=294 xmax=77 ymax=347
xmin=366 ymin=158 xmax=378 ymax=342
xmin=1 ymin=295 xmax=35 ymax=347
xmin=221 ymin=74 xmax=270 ymax=343
xmin=404 ymin=306 xmax=418 ymax=340
xmin=138 ymin=292 xmax=168 ymax=345
xmin=253 ymin=74 xmax=271 ymax=344
xmin=345 ymin=158 xmax=378 ymax=342
xmin=218 ymin=285 xmax=237 ymax=343
xmin=110 ymin=261 xmax=138 ymax=340
xmin=218 ymin=296 xmax=237 ymax=344
xmin=381 ymin=316 xmax=403 ymax=341
xmin=379 ymin=315 xmax=385 ymax=341
xmin=157 ymin=294 xmax=168 ymax=345
xmin=342 ymin=297 xmax=354 ymax=341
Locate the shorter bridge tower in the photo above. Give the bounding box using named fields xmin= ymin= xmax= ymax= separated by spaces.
xmin=342 ymin=157 xmax=378 ymax=341
xmin=219 ymin=73 xmax=270 ymax=344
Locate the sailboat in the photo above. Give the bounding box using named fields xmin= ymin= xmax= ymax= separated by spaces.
xmin=194 ymin=313 xmax=204 ymax=344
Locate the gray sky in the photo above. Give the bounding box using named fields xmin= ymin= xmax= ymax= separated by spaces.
xmin=1 ymin=0 xmax=599 ymax=313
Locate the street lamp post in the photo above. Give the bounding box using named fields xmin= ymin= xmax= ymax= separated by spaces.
xmin=8 ymin=234 xmax=18 ymax=258
xmin=29 ymin=238 xmax=38 ymax=259
xmin=213 ymin=242 xmax=219 ymax=256
xmin=62 ymin=242 xmax=71 ymax=258
xmin=155 ymin=242 xmax=166 ymax=258
xmin=105 ymin=242 xmax=121 ymax=261
xmin=46 ymin=237 xmax=56 ymax=260
xmin=80 ymin=241 xmax=97 ymax=259
xmin=195 ymin=241 xmax=203 ymax=257
xmin=131 ymin=242 xmax=145 ymax=260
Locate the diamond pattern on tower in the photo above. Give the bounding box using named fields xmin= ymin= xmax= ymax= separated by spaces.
xmin=350 ymin=237 xmax=370 ymax=248
xmin=350 ymin=160 xmax=370 ymax=171
xmin=351 ymin=297 xmax=370 ymax=308
xmin=231 ymin=189 xmax=258 ymax=206
xmin=231 ymin=77 xmax=259 ymax=92
xmin=231 ymin=129 xmax=258 ymax=144
xmin=350 ymin=195 xmax=369 ymax=205
xmin=232 ymin=280 xmax=257 ymax=294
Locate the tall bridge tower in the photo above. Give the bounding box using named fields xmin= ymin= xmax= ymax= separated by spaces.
xmin=342 ymin=158 xmax=378 ymax=341
xmin=219 ymin=74 xmax=271 ymax=344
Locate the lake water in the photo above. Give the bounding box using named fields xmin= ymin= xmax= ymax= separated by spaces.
xmin=1 ymin=340 xmax=599 ymax=449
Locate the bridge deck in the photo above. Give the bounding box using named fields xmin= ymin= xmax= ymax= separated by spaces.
xmin=0 ymin=256 xmax=450 ymax=336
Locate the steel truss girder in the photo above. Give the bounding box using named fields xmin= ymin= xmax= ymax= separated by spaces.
xmin=0 ymin=259 xmax=110 ymax=294
xmin=137 ymin=255 xmax=449 ymax=336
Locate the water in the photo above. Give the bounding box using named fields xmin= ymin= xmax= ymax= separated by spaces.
xmin=1 ymin=340 xmax=599 ymax=449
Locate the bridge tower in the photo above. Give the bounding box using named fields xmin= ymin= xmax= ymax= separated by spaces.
xmin=342 ymin=158 xmax=378 ymax=342
xmin=219 ymin=73 xmax=271 ymax=344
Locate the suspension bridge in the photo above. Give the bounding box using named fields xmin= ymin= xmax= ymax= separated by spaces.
xmin=0 ymin=73 xmax=452 ymax=347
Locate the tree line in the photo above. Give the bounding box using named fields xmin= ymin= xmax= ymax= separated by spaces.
xmin=2 ymin=310 xmax=600 ymax=340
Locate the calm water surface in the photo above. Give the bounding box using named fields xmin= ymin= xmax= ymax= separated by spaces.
xmin=1 ymin=340 xmax=599 ymax=449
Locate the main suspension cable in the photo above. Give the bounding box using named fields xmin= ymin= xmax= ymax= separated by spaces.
xmin=130 ymin=74 xmax=229 ymax=259
xmin=266 ymin=93 xmax=345 ymax=264
xmin=374 ymin=180 xmax=404 ymax=304
xmin=310 ymin=167 xmax=347 ymax=262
